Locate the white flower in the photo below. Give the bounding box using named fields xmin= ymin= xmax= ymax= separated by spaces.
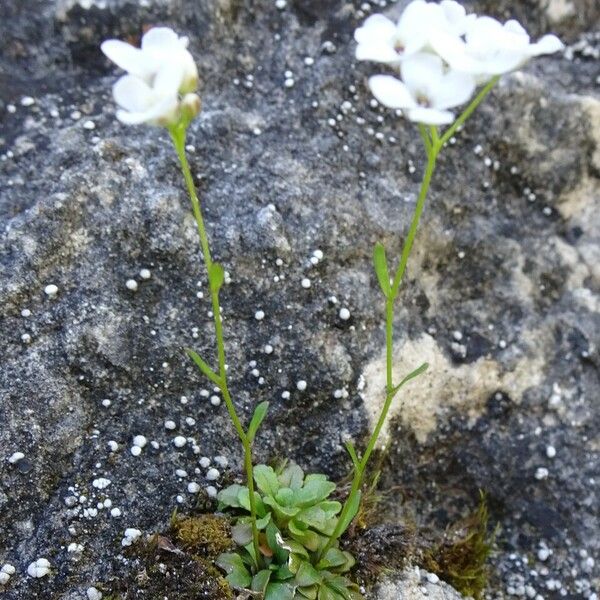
xmin=101 ymin=27 xmax=198 ymax=94
xmin=368 ymin=53 xmax=476 ymax=125
xmin=111 ymin=67 xmax=182 ymax=126
xmin=433 ymin=16 xmax=564 ymax=81
xmin=354 ymin=0 xmax=471 ymax=64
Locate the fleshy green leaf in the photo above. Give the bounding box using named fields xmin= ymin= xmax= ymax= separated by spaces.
xmin=295 ymin=561 xmax=321 ymax=587
xmin=247 ymin=401 xmax=269 ymax=443
xmin=373 ymin=242 xmax=392 ymax=298
xmin=294 ymin=476 xmax=336 ymax=507
xmin=276 ymin=487 xmax=295 ymax=506
xmin=237 ymin=487 xmax=266 ymax=517
xmin=264 ymin=495 xmax=301 ymax=520
xmin=185 ymin=348 xmax=222 ymax=386
xmin=298 ymin=584 xmax=319 ymax=599
xmin=252 ymin=569 xmax=272 ymax=594
xmin=232 ymin=522 xmax=252 ymax=546
xmin=217 ymin=484 xmax=244 ymax=509
xmin=266 ymin=521 xmax=289 ymax=564
xmin=208 ymin=262 xmax=225 ymax=293
xmin=278 ymin=462 xmax=304 ymax=490
xmin=265 ymin=582 xmax=296 ymax=600
xmin=215 ymin=553 xmax=251 ymax=589
xmin=254 ymin=464 xmax=281 ymax=497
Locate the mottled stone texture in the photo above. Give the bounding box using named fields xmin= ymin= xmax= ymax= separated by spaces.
xmin=0 ymin=0 xmax=598 ymax=598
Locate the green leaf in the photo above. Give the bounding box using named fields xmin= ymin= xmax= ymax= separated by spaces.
xmin=276 ymin=487 xmax=295 ymax=506
xmin=237 ymin=487 xmax=266 ymax=517
xmin=247 ymin=401 xmax=269 ymax=443
xmin=232 ymin=522 xmax=252 ymax=546
xmin=215 ymin=553 xmax=251 ymax=589
xmin=295 ymin=506 xmax=334 ymax=535
xmin=298 ymin=584 xmax=319 ymax=599
xmin=254 ymin=465 xmax=281 ymax=496
xmin=317 ymin=500 xmax=342 ymax=519
xmin=278 ymin=462 xmax=304 ymax=490
xmin=295 ymin=561 xmax=321 ymax=587
xmin=335 ymin=491 xmax=362 ymax=537
xmin=252 ymin=569 xmax=272 ymax=594
xmin=294 ymin=476 xmax=336 ymax=508
xmin=265 ymin=521 xmax=290 ymax=564
xmin=317 ymin=547 xmax=347 ymax=570
xmin=265 ymin=582 xmax=296 ymax=600
xmin=343 ymin=441 xmax=360 ymax=471
xmin=391 ymin=362 xmax=429 ymax=396
xmin=185 ymin=348 xmax=222 ymax=386
xmin=264 ymin=495 xmax=301 ymax=520
xmin=208 ymin=262 xmax=225 ymax=293
xmin=373 ymin=242 xmax=392 ymax=298
xmin=217 ymin=484 xmax=244 ymax=509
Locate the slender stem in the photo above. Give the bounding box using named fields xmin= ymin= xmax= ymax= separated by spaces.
xmin=438 ymin=76 xmax=499 ymax=148
xmin=169 ymin=124 xmax=262 ymax=568
xmin=390 ymin=146 xmax=437 ymax=296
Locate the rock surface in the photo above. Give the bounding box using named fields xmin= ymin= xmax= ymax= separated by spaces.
xmin=375 ymin=568 xmax=463 ymax=600
xmin=0 ymin=0 xmax=599 ymax=599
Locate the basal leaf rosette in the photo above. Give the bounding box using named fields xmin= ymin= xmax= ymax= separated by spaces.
xmin=216 ymin=462 xmax=362 ymax=600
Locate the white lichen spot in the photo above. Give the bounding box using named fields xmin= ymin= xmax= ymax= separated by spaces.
xmin=44 ymin=284 xmax=59 ymax=297
xmin=27 ymin=558 xmax=51 ymax=578
xmin=121 ymin=528 xmax=142 ymax=547
xmin=339 ymin=307 xmax=351 ymax=320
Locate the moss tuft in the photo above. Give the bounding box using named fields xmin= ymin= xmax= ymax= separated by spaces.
xmin=423 ymin=492 xmax=496 ymax=599
xmin=171 ymin=514 xmax=233 ymax=557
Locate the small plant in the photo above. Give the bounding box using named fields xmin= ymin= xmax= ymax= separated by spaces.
xmin=99 ymin=3 xmax=563 ymax=597
xmin=216 ymin=462 xmax=362 ymax=600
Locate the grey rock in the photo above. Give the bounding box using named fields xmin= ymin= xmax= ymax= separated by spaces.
xmin=374 ymin=568 xmax=464 ymax=600
xmin=0 ymin=0 xmax=599 ymax=599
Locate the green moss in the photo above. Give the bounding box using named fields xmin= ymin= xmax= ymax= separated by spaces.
xmin=171 ymin=514 xmax=233 ymax=557
xmin=423 ymin=492 xmax=496 ymax=600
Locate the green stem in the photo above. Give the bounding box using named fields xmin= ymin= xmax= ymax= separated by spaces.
xmin=438 ymin=76 xmax=499 ymax=148
xmin=169 ymin=124 xmax=262 ymax=569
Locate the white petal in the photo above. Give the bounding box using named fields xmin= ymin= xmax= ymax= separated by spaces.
xmin=116 ymin=96 xmax=179 ymax=126
xmin=440 ymin=0 xmax=467 ymax=33
xmin=354 ymin=14 xmax=396 ymax=45
xmin=101 ymin=40 xmax=153 ymax=80
xmin=141 ymin=27 xmax=180 ymax=51
xmin=406 ymin=107 xmax=455 ymax=125
xmin=356 ymin=42 xmax=401 ymax=64
xmin=432 ymin=71 xmax=476 ymax=110
xmin=401 ymin=53 xmax=444 ymax=98
xmin=504 ymin=19 xmax=528 ymax=37
xmin=368 ymin=75 xmax=416 ymax=109
xmin=112 ymin=75 xmax=152 ymax=112
xmin=153 ymin=64 xmax=185 ymax=96
xmin=430 ymin=31 xmax=470 ymax=69
xmin=397 ymin=1 xmax=431 ymax=52
xmin=529 ymin=34 xmax=564 ymax=56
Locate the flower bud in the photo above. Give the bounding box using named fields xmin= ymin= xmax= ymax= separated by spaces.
xmin=181 ymin=93 xmax=202 ymax=121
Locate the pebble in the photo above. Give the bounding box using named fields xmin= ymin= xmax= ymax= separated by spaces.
xmin=8 ymin=452 xmax=25 ymax=464
xmin=301 ymin=278 xmax=311 ymax=289
xmin=187 ymin=482 xmax=200 ymax=493
xmin=535 ymin=467 xmax=549 ymax=480
xmin=92 ymin=478 xmax=111 ymax=490
xmin=296 ymin=380 xmax=307 ymax=391
xmin=125 ymin=279 xmax=138 ymax=291
xmin=206 ymin=485 xmax=218 ymax=498
xmin=132 ymin=435 xmax=147 ymax=448
xmin=139 ymin=268 xmax=151 ymax=280
xmin=199 ymin=456 xmax=211 ymax=468
xmin=546 ymin=445 xmax=556 ymax=458
xmin=254 ymin=310 xmax=265 ymax=321
xmin=339 ymin=307 xmax=351 ymax=320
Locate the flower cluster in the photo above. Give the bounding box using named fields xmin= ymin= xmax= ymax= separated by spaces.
xmin=101 ymin=27 xmax=200 ymax=126
xmin=355 ymin=0 xmax=564 ymax=125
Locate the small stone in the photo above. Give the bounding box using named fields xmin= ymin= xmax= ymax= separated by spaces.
xmin=206 ymin=468 xmax=220 ymax=481
xmin=139 ymin=268 xmax=151 ymax=280
xmin=296 ymin=380 xmax=307 ymax=391
xmin=8 ymin=451 xmax=25 ymax=464
xmin=188 ymin=482 xmax=200 ymax=493
xmin=87 ymin=587 xmax=103 ymax=600
xmin=132 ymin=435 xmax=147 ymax=448
xmin=125 ymin=279 xmax=138 ymax=291
xmin=339 ymin=307 xmax=351 ymax=320
xmin=255 ymin=310 xmax=265 ymax=321
xmin=121 ymin=528 xmax=142 ymax=547
xmin=173 ymin=436 xmax=187 ymax=448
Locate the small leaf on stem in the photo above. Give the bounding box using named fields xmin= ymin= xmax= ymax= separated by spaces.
xmin=391 ymin=361 xmax=429 ymax=396
xmin=373 ymin=242 xmax=392 ymax=298
xmin=185 ymin=348 xmax=222 ymax=386
xmin=247 ymin=401 xmax=269 ymax=443
xmin=343 ymin=441 xmax=360 ymax=471
xmin=209 ymin=262 xmax=225 ymax=293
